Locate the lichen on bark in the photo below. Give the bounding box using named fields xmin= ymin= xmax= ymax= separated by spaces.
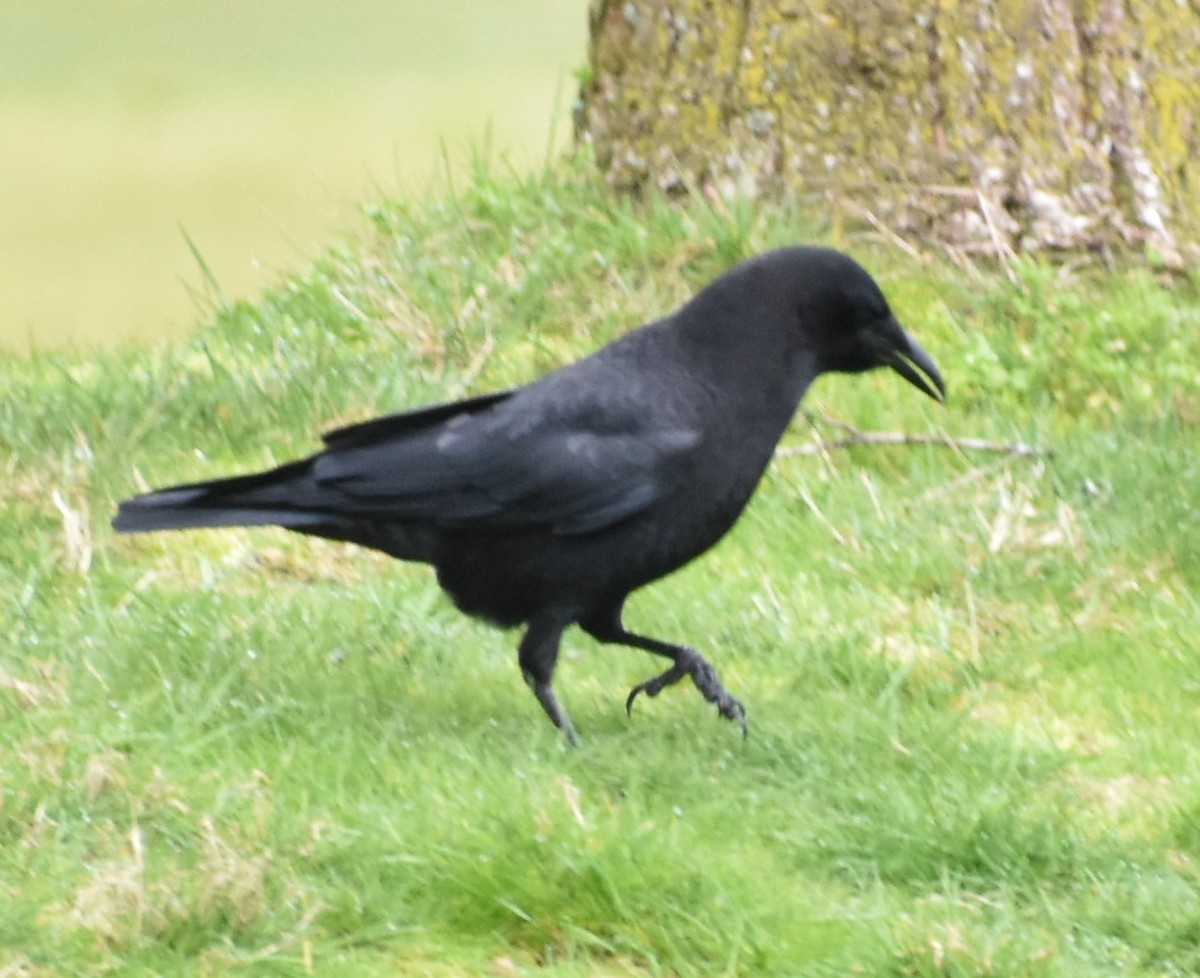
xmin=576 ymin=0 xmax=1200 ymax=262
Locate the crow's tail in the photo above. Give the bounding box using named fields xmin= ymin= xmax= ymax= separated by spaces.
xmin=112 ymin=458 xmax=332 ymax=534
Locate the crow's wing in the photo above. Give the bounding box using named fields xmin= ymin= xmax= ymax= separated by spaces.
xmin=321 ymin=388 xmax=514 ymax=449
xmin=312 ymin=389 xmax=700 ymax=535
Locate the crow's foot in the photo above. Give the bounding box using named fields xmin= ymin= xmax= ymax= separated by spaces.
xmin=626 ymin=646 xmax=747 ymax=735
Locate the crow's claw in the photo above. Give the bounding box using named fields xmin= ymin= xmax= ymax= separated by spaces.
xmin=625 ymin=647 xmax=747 ymax=736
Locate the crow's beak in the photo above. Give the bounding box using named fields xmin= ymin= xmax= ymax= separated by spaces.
xmin=887 ymin=326 xmax=946 ymax=403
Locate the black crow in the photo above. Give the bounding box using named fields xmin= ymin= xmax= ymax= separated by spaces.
xmin=114 ymin=246 xmax=945 ymax=743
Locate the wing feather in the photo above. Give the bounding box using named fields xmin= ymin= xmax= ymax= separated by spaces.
xmin=311 ymin=389 xmax=699 ymax=535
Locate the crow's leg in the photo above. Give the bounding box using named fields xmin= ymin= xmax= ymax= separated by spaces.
xmin=518 ymin=612 xmax=578 ymax=746
xmin=581 ymin=603 xmax=747 ymax=734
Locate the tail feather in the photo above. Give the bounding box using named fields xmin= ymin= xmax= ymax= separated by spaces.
xmin=112 ymin=458 xmax=327 ymax=534
xmin=113 ymin=455 xmax=441 ymax=564
xmin=113 ymin=496 xmax=330 ymax=532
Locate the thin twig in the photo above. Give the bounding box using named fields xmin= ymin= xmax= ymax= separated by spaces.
xmin=777 ymin=417 xmax=1050 ymax=460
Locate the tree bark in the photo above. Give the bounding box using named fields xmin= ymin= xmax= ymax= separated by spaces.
xmin=576 ymin=0 xmax=1199 ymax=263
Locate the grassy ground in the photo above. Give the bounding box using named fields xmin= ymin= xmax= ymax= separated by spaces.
xmin=2 ymin=159 xmax=1199 ymax=976
xmin=0 ymin=0 xmax=585 ymax=351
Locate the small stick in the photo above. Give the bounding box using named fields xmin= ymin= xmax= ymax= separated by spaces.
xmin=777 ymin=417 xmax=1050 ymax=460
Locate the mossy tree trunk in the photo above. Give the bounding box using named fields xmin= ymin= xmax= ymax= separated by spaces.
xmin=576 ymin=0 xmax=1199 ymax=263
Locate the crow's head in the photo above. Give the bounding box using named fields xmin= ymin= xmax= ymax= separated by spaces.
xmin=837 ymin=305 xmax=946 ymax=403
xmin=782 ymin=247 xmax=946 ymax=402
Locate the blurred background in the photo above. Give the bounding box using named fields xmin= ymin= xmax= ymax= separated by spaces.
xmin=0 ymin=0 xmax=588 ymax=352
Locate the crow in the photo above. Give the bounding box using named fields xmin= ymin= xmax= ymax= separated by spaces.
xmin=113 ymin=246 xmax=945 ymax=743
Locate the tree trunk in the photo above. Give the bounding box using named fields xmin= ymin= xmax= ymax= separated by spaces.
xmin=575 ymin=0 xmax=1199 ymax=264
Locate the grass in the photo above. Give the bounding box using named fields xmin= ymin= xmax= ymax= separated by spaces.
xmin=2 ymin=156 xmax=1199 ymax=976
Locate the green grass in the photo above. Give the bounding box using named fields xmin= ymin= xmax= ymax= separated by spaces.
xmin=2 ymin=158 xmax=1199 ymax=976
